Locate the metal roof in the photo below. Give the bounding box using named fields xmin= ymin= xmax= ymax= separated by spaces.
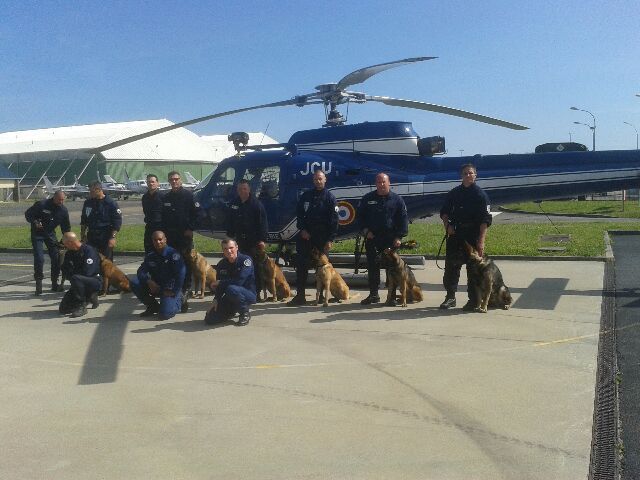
xmin=0 ymin=119 xmax=217 ymax=162
xmin=0 ymin=164 xmax=18 ymax=179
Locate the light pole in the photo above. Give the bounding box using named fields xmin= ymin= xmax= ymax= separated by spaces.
xmin=458 ymin=149 xmax=464 ymax=156
xmin=623 ymin=121 xmax=639 ymax=150
xmin=570 ymin=106 xmax=596 ymax=151
xmin=573 ymin=121 xmax=594 ymax=148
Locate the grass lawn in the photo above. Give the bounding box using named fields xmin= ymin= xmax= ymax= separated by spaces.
xmin=504 ymin=199 xmax=640 ymax=218
xmin=4 ymin=222 xmax=640 ymax=257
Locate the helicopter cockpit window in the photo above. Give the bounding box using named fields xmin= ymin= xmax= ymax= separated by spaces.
xmin=256 ymin=166 xmax=280 ymax=200
xmin=209 ymin=166 xmax=236 ymax=199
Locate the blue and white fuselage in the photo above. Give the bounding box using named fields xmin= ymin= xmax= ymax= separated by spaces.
xmin=195 ymin=121 xmax=640 ymax=242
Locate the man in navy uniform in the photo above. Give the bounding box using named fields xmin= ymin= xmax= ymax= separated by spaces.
xmin=130 ymin=230 xmax=186 ymax=320
xmin=24 ymin=190 xmax=71 ymax=294
xmin=205 ymin=238 xmax=256 ymax=326
xmin=357 ymin=172 xmax=409 ymax=305
xmin=439 ymin=163 xmax=492 ymax=311
xmin=58 ymin=232 xmax=102 ymax=318
xmin=287 ymin=169 xmax=339 ymax=306
xmin=161 ymin=171 xmax=198 ymax=312
xmin=80 ymin=181 xmax=122 ymax=261
xmin=226 ymin=179 xmax=268 ymax=299
xmin=142 ymin=174 xmax=164 ymax=254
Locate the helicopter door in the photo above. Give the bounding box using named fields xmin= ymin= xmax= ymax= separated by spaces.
xmin=204 ymin=165 xmax=236 ymax=232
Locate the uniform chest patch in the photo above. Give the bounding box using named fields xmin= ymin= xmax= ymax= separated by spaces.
xmin=43 ymin=209 xmax=51 ymax=214
xmin=219 ymin=269 xmax=227 ymax=275
xmin=172 ymin=253 xmax=180 ymax=261
xmin=367 ymin=200 xmax=377 ymax=205
xmin=86 ymin=258 xmax=93 ymax=265
xmin=194 ymin=202 xmax=200 ymax=208
xmin=164 ymin=202 xmax=172 ymax=207
xmin=85 ymin=207 xmax=92 ymax=216
xmin=244 ymin=258 xmax=252 ymax=267
xmin=231 ymin=205 xmax=239 ymax=210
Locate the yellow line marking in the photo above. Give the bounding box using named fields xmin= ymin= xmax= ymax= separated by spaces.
xmin=0 ymin=263 xmax=32 ymax=267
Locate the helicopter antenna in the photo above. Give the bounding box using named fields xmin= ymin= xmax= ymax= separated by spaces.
xmin=260 ymin=122 xmax=270 ymax=146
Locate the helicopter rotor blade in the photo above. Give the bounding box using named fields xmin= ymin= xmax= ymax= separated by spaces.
xmin=90 ymin=98 xmax=302 ymax=153
xmin=365 ymin=95 xmax=529 ymax=130
xmin=336 ymin=57 xmax=437 ymax=91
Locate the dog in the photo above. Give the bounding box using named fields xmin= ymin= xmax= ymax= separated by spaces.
xmin=310 ymin=247 xmax=352 ymax=307
xmin=255 ymin=249 xmax=291 ymax=302
xmin=463 ymin=242 xmax=512 ymax=313
xmin=381 ymin=248 xmax=423 ymax=307
xmin=98 ymin=253 xmax=131 ymax=296
xmin=187 ymin=249 xmax=217 ymax=299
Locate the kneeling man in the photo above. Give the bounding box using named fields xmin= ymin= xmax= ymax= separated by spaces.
xmin=59 ymin=232 xmax=102 ymax=318
xmin=205 ymin=238 xmax=256 ymax=326
xmin=131 ymin=230 xmax=186 ymax=320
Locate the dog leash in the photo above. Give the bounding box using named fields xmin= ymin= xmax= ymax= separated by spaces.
xmin=435 ymin=234 xmax=447 ymax=270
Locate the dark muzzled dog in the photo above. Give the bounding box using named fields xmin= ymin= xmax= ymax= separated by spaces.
xmin=255 ymin=249 xmax=291 ymax=302
xmin=309 ymin=247 xmax=352 ymax=307
xmin=187 ymin=249 xmax=217 ymax=298
xmin=463 ymin=242 xmax=512 ymax=313
xmin=381 ymin=248 xmax=423 ymax=307
xmin=98 ymin=253 xmax=131 ymax=296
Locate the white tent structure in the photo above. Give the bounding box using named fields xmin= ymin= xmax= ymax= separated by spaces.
xmin=0 ymin=120 xmax=274 ymax=199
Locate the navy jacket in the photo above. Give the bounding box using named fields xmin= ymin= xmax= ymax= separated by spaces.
xmin=440 ymin=183 xmax=492 ymax=229
xmin=358 ymin=190 xmax=409 ymax=239
xmin=226 ymin=195 xmax=268 ymax=246
xmin=25 ymin=198 xmax=70 ymax=237
xmin=296 ymin=188 xmax=339 ymax=241
xmin=142 ymin=189 xmax=164 ymax=228
xmin=81 ymin=196 xmax=122 ymax=234
xmin=215 ymin=253 xmax=256 ymax=298
xmin=62 ymin=243 xmax=101 ymax=279
xmin=137 ymin=246 xmax=186 ymax=295
xmin=162 ymin=187 xmax=198 ymax=233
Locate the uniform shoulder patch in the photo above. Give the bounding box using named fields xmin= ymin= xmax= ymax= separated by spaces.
xmin=486 ymin=205 xmax=491 ymax=213
xmin=116 ymin=208 xmax=122 ymax=214
xmin=194 ymin=202 xmax=200 ymax=208
xmin=334 ymin=206 xmax=339 ymax=212
xmin=244 ymin=258 xmax=252 ymax=267
xmin=86 ymin=258 xmax=94 ymax=264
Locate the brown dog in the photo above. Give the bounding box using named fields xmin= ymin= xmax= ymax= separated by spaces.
xmin=463 ymin=242 xmax=512 ymax=313
xmin=187 ymin=249 xmax=217 ymax=299
xmin=98 ymin=253 xmax=131 ymax=296
xmin=310 ymin=248 xmax=351 ymax=307
xmin=381 ymin=248 xmax=423 ymax=307
xmin=255 ymin=249 xmax=290 ymax=301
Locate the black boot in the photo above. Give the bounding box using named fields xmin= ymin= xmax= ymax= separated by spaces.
xmin=51 ymin=278 xmax=63 ymax=292
xmin=89 ymin=292 xmax=99 ymax=309
xmin=71 ymin=304 xmax=87 ymax=318
xmin=360 ymin=293 xmax=380 ymax=305
xmin=35 ymin=279 xmax=43 ymax=296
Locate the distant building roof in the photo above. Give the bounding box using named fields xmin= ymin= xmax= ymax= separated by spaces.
xmin=0 ymin=164 xmax=18 ymax=179
xmin=200 ymin=132 xmax=279 ymax=159
xmin=0 ymin=119 xmax=216 ymax=163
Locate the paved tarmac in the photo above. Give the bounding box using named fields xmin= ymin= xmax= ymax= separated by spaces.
xmin=0 ymin=251 xmax=606 ymax=479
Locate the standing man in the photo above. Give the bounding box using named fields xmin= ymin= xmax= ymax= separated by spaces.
xmin=205 ymin=238 xmax=256 ymax=326
xmin=25 ymin=190 xmax=70 ymax=294
xmin=80 ymin=181 xmax=122 ymax=261
xmin=439 ymin=163 xmax=492 ymax=310
xmin=142 ymin=174 xmax=164 ymax=254
xmin=357 ymin=172 xmax=409 ymax=305
xmin=287 ymin=169 xmax=339 ymax=306
xmin=161 ymin=171 xmax=198 ymax=312
xmin=226 ymin=179 xmax=268 ymax=299
xmin=58 ymin=232 xmax=102 ymax=318
xmin=130 ymin=230 xmax=186 ymax=320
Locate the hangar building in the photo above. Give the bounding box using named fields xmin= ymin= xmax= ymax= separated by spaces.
xmin=0 ymin=119 xmax=276 ymax=199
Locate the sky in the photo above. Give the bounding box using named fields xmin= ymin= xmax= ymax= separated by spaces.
xmin=2 ymin=0 xmax=640 ymax=155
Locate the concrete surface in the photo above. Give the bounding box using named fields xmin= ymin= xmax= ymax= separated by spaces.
xmin=0 ymin=253 xmax=603 ymax=479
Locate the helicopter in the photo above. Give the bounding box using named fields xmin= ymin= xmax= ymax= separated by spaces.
xmin=91 ymin=56 xmax=640 ymax=254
